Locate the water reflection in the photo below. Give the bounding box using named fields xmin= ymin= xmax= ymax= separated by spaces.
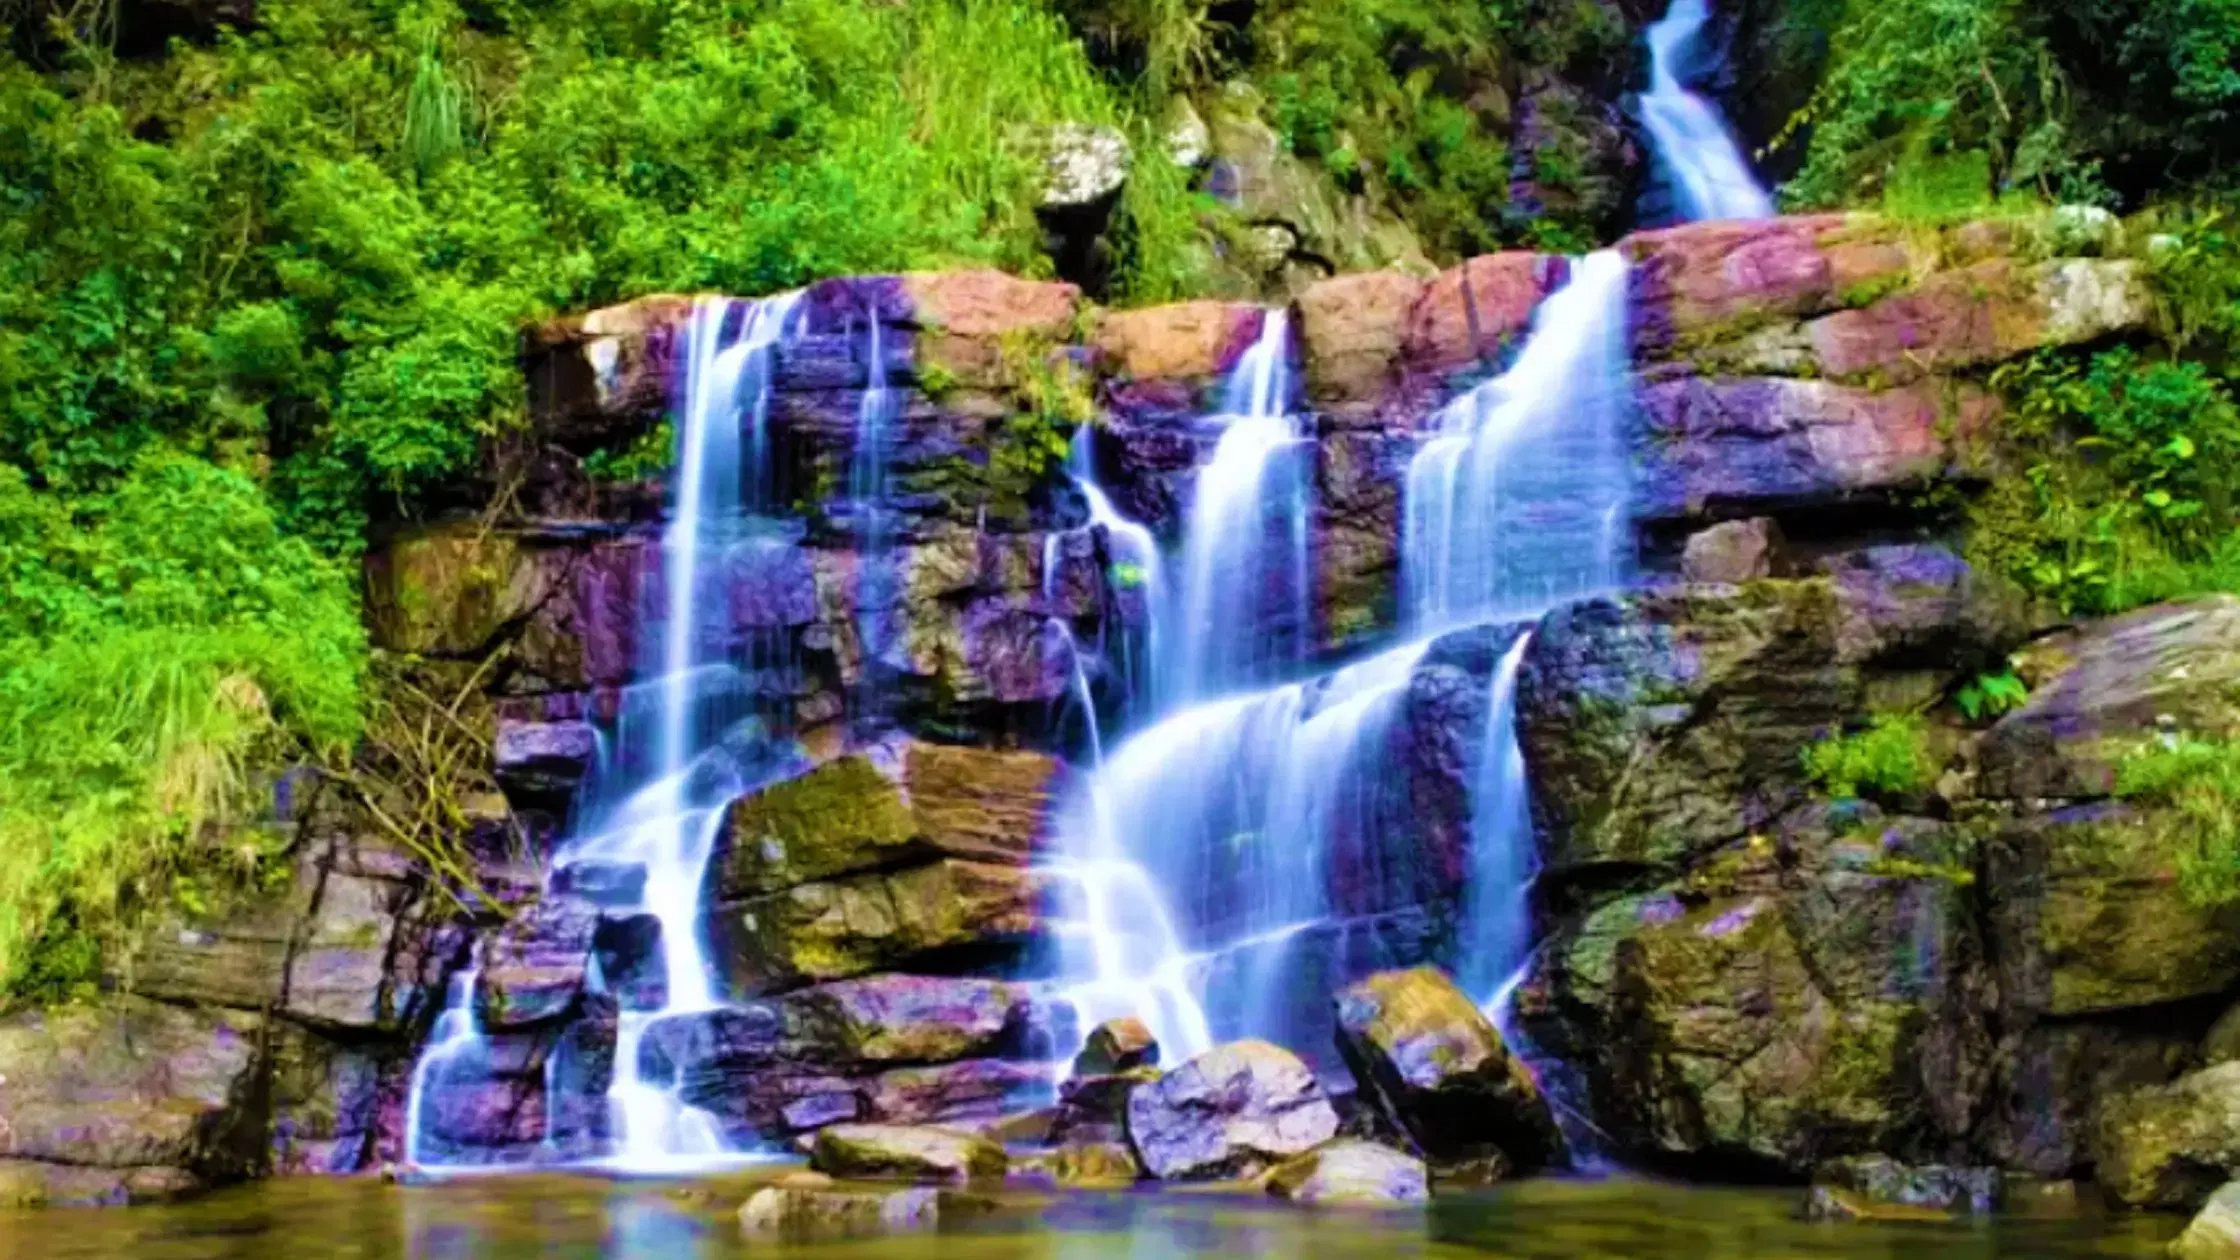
xmin=0 ymin=1172 xmax=2180 ymax=1260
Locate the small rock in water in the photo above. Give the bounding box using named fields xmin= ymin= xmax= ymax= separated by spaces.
xmin=1264 ymin=1140 xmax=1429 ymax=1206
xmin=808 ymin=1123 xmax=1008 ymax=1183
xmin=1014 ymin=1141 xmax=1143 ymax=1188
xmin=2174 ymin=1180 xmax=2240 ymax=1260
xmin=737 ymin=1183 xmax=993 ymax=1237
xmin=1803 ymin=1155 xmax=2001 ymax=1221
xmin=1125 ymin=1040 xmax=1340 ymax=1181
xmin=1075 ymin=1017 xmax=1160 ymax=1076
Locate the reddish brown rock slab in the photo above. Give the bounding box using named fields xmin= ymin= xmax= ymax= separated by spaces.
xmin=1402 ymin=252 xmax=1564 ymax=379
xmin=901 ymin=270 xmax=1082 ymax=388
xmin=1806 ymin=258 xmax=2150 ymax=384
xmin=1622 ymin=215 xmax=1903 ymax=352
xmin=1297 ymin=270 xmax=1427 ymax=412
xmin=1092 ymin=300 xmax=1266 ymax=396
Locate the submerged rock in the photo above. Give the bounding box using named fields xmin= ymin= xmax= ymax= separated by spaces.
xmin=1263 ymin=1140 xmax=1429 ymax=1206
xmin=737 ymin=1180 xmax=992 ymax=1237
xmin=1014 ymin=1140 xmax=1142 ymax=1187
xmin=1331 ymin=967 xmax=1559 ymax=1172
xmin=1125 ymin=1041 xmax=1341 ymax=1181
xmin=808 ymin=1124 xmax=1008 ymax=1183
xmin=1803 ymin=1155 xmax=2000 ymax=1221
xmin=2094 ymin=1062 xmax=2240 ymax=1209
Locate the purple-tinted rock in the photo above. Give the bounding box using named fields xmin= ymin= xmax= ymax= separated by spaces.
xmin=1124 ymin=1041 xmax=1341 ymax=1181
xmin=492 ymin=719 xmax=599 ymax=800
xmin=779 ymin=975 xmax=1028 ymax=1066
xmin=639 ymin=1005 xmax=785 ymax=1086
xmin=1264 ymin=1140 xmax=1429 ymax=1205
xmin=592 ymin=912 xmax=666 ymax=1011
xmin=475 ymin=897 xmax=598 ymax=1029
xmin=549 ymin=860 xmax=647 ymax=908
xmin=863 ymin=1059 xmax=1048 ymax=1128
xmin=1681 ymin=517 xmax=1787 ymax=584
xmin=727 ymin=536 xmax=819 ymax=629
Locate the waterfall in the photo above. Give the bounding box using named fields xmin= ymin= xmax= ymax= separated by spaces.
xmin=1401 ymin=251 xmax=1632 ymax=1003
xmin=1639 ymin=0 xmax=1775 ymax=223
xmin=1168 ymin=311 xmax=1311 ymax=706
xmin=850 ymin=314 xmax=900 ymax=728
xmin=402 ymin=293 xmax=804 ymax=1172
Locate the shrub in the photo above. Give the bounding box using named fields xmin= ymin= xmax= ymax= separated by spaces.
xmin=1802 ymin=713 xmax=1939 ymax=800
xmin=2115 ymin=736 xmax=2240 ymax=907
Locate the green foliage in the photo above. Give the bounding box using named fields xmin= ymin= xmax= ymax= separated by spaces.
xmin=1802 ymin=713 xmax=1939 ymax=800
xmin=1972 ymin=345 xmax=2240 ymax=614
xmin=582 ymin=421 xmax=674 ymax=484
xmin=0 ymin=454 xmax=364 ymax=1003
xmin=2115 ymin=736 xmax=2240 ymax=907
xmin=1782 ymin=0 xmax=2240 ymax=211
xmin=1956 ymin=668 xmax=2030 ymax=722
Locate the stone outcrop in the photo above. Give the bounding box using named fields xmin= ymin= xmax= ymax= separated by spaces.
xmin=1263 ymin=1140 xmax=1430 ymax=1206
xmin=1332 ymin=968 xmax=1559 ymax=1173
xmin=1124 ymin=1041 xmax=1341 ymax=1181
xmin=2094 ymin=1063 xmax=2240 ymax=1210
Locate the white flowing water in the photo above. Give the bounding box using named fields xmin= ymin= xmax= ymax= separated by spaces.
xmin=1399 ymin=250 xmax=1633 ymax=1004
xmin=849 ymin=314 xmax=900 ymax=724
xmin=1640 ymin=0 xmax=1776 ymax=222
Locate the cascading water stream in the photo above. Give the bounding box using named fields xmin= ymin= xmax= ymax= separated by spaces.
xmin=402 ymin=293 xmax=804 ymax=1172
xmin=1639 ymin=0 xmax=1775 ymax=223
xmin=850 ymin=315 xmax=900 ymax=730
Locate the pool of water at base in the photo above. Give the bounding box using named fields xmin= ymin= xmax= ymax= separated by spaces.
xmin=0 ymin=1168 xmax=2181 ymax=1259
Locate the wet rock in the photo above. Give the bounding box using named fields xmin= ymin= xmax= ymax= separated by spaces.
xmin=1806 ymin=258 xmax=2151 ymax=384
xmin=2174 ymin=1181 xmax=2240 ymax=1260
xmin=492 ymin=719 xmax=598 ymax=803
xmin=1623 ymin=215 xmax=1913 ymax=353
xmin=1092 ymin=301 xmax=1264 ymax=404
xmin=0 ymin=1160 xmax=201 ymax=1209
xmin=808 ymin=1123 xmax=1008 ymax=1183
xmin=1515 ymin=806 xmax=1988 ymax=1177
xmin=1014 ymin=1140 xmax=1141 ymax=1187
xmin=0 ymin=999 xmax=269 ymax=1189
xmin=709 ymin=741 xmax=1061 ymax=900
xmin=714 ymin=858 xmax=1042 ymax=992
xmin=591 ymin=912 xmax=665 ymax=1011
xmin=779 ymin=975 xmax=1028 ymax=1066
xmin=548 ymin=860 xmax=647 ymax=909
xmin=1804 ymin=1155 xmax=2000 ymax=1221
xmin=1636 ymin=377 xmax=1999 ymax=523
xmin=901 ymin=270 xmax=1081 ymax=390
xmin=1125 ymin=1040 xmax=1341 ymax=1181
xmin=475 ymin=897 xmax=598 ymax=1029
xmin=1402 ymin=253 xmax=1563 ymax=383
xmin=1681 ymin=518 xmax=1787 ymax=584
xmin=861 ymin=1059 xmax=1047 ymax=1128
xmin=1977 ymin=595 xmax=2240 ymax=800
xmin=1075 ymin=1017 xmax=1160 ymax=1076
xmin=737 ymin=1181 xmax=992 ymax=1237
xmin=2094 ymin=1062 xmax=2240 ymax=1209
xmin=1332 ymin=967 xmax=1559 ymax=1173
xmin=1264 ymin=1140 xmax=1428 ymax=1206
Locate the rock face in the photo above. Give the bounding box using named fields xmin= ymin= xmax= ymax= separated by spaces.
xmin=1332 ymin=968 xmax=1559 ymax=1172
xmin=808 ymin=1124 xmax=1008 ymax=1183
xmin=1264 ymin=1140 xmax=1429 ymax=1206
xmin=1125 ymin=1041 xmax=1341 ymax=1181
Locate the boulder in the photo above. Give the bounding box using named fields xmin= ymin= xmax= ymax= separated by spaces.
xmin=1805 ymin=258 xmax=2151 ymax=384
xmin=2095 ymin=1062 xmax=2240 ymax=1209
xmin=1517 ymin=554 xmax=2025 ymax=875
xmin=475 ymin=896 xmax=597 ymax=1028
xmin=901 ymin=269 xmax=1081 ymax=389
xmin=1680 ymin=518 xmax=1787 ymax=585
xmin=2175 ymin=1181 xmax=2240 ymax=1260
xmin=1803 ymin=1155 xmax=2000 ymax=1221
xmin=362 ymin=527 xmax=567 ymax=658
xmin=1622 ymin=215 xmax=1907 ymax=351
xmin=1331 ymin=968 xmax=1559 ymax=1172
xmin=1977 ymin=596 xmax=2240 ymax=800
xmin=1092 ymin=301 xmax=1264 ymax=398
xmin=1037 ymin=123 xmax=1129 ymax=208
xmin=1297 ymin=271 xmax=1424 ymax=412
xmin=492 ymin=719 xmax=599 ymax=803
xmin=591 ymin=912 xmax=665 ymax=1011
xmin=808 ymin=1124 xmax=1007 ymax=1183
xmin=1402 ymin=253 xmax=1562 ymax=381
xmin=1514 ymin=805 xmax=1988 ymax=1176
xmin=709 ymin=741 xmax=1061 ymax=901
xmin=1075 ymin=1017 xmax=1160 ymax=1076
xmin=1124 ymin=1041 xmax=1341 ymax=1181
xmin=0 ymin=999 xmax=269 ymax=1191
xmin=2205 ymin=1005 xmax=2240 ymax=1067
xmin=1264 ymin=1140 xmax=1429 ymax=1206
xmin=1014 ymin=1140 xmax=1141 ymax=1187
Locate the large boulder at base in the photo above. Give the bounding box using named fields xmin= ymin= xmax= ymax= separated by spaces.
xmin=1977 ymin=596 xmax=2240 ymax=800
xmin=1332 ymin=968 xmax=1559 ymax=1171
xmin=0 ymin=999 xmax=269 ymax=1197
xmin=1803 ymin=1155 xmax=2000 ymax=1221
xmin=1264 ymin=1140 xmax=1429 ymax=1206
xmin=1514 ymin=804 xmax=1989 ymax=1176
xmin=808 ymin=1124 xmax=1007 ymax=1183
xmin=1124 ymin=1040 xmax=1341 ymax=1181
xmin=2095 ymin=1062 xmax=2240 ymax=1210
xmin=2174 ymin=1181 xmax=2240 ymax=1260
